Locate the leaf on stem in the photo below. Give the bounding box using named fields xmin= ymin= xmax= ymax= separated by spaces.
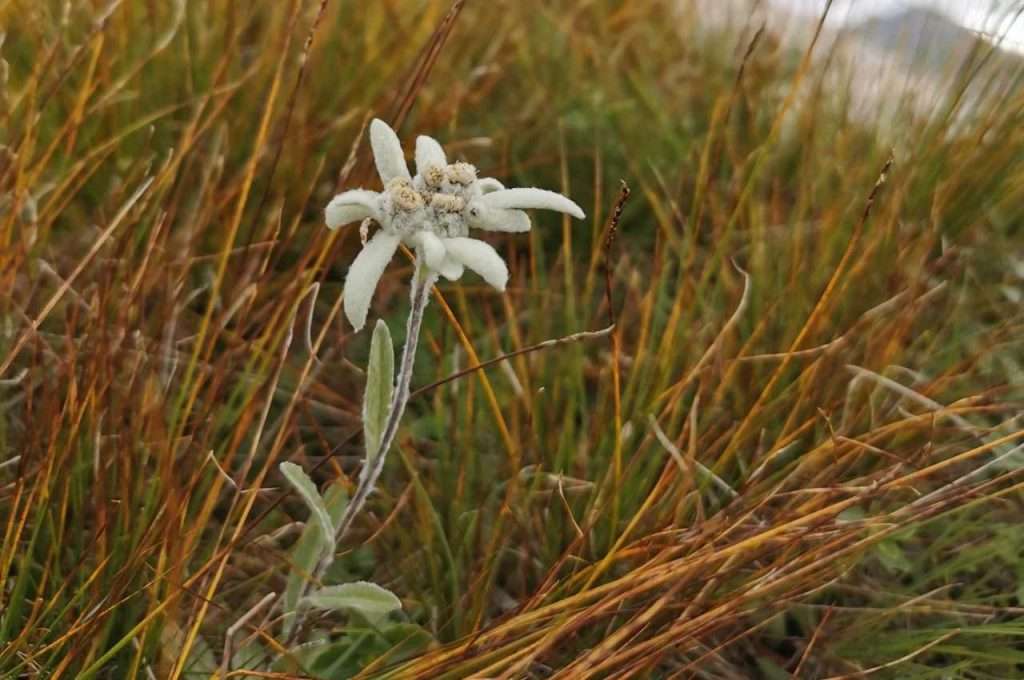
xmin=280 ymin=462 xmax=336 ymax=567
xmin=281 ymin=482 xmax=349 ymax=637
xmin=363 ymin=319 xmax=395 ymax=461
xmin=303 ymin=581 xmax=403 ymax=624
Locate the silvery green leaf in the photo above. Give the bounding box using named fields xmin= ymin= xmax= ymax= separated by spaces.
xmin=362 ymin=319 xmax=394 ymax=461
xmin=281 ymin=483 xmax=348 ymax=637
xmin=279 ymin=462 xmax=335 ymax=566
xmin=303 ymin=581 xmax=402 ymax=624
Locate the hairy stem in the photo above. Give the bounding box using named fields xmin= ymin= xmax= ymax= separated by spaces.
xmin=327 ymin=261 xmax=433 ymax=572
xmin=286 ymin=261 xmax=435 ymax=646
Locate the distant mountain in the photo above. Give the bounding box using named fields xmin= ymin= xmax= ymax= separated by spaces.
xmin=851 ymin=7 xmax=978 ymax=71
xmin=766 ymin=4 xmax=1024 ymax=127
xmin=679 ymin=0 xmax=1024 ymax=127
xmin=850 ymin=7 xmax=1006 ymax=74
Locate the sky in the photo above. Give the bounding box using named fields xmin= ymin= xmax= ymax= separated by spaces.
xmin=775 ymin=0 xmax=1024 ymax=53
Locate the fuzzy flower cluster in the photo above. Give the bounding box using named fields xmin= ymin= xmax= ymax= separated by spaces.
xmin=326 ymin=119 xmax=585 ymax=331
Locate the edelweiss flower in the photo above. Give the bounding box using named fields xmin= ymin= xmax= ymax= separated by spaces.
xmin=325 ymin=119 xmax=585 ymax=331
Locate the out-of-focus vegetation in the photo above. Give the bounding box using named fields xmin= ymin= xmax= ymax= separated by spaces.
xmin=2 ymin=0 xmax=1024 ymax=677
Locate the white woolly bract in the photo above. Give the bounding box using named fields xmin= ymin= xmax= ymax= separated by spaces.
xmin=343 ymin=231 xmax=401 ymax=331
xmin=325 ymin=189 xmax=379 ymax=229
xmin=369 ymin=119 xmax=410 ymax=184
xmin=481 ymin=187 xmax=585 ymax=219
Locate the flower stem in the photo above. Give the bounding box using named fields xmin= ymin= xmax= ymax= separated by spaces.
xmin=335 ymin=262 xmax=434 ymax=555
xmin=287 ymin=261 xmax=434 ymax=646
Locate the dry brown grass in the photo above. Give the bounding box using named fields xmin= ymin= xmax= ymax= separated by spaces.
xmin=2 ymin=1 xmax=1024 ymax=677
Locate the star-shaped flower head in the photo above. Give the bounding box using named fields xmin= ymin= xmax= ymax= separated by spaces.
xmin=325 ymin=119 xmax=585 ymax=331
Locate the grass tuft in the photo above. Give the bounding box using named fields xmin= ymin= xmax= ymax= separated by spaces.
xmin=3 ymin=0 xmax=1024 ymax=677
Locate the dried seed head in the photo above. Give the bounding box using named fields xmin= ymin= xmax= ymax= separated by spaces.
xmin=386 ymin=178 xmax=424 ymax=212
xmin=446 ymin=162 xmax=476 ymax=186
xmin=423 ymin=165 xmax=446 ymax=188
xmin=430 ymin=193 xmax=465 ymax=213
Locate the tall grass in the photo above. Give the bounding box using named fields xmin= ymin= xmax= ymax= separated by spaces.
xmin=2 ymin=0 xmax=1024 ymax=677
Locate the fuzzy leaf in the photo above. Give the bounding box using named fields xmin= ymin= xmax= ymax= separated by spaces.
xmin=281 ymin=483 xmax=348 ymax=637
xmin=363 ymin=319 xmax=394 ymax=461
xmin=280 ymin=462 xmax=335 ymax=568
xmin=303 ymin=581 xmax=402 ymax=623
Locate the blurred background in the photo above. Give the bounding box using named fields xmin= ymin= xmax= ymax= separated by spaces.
xmin=2 ymin=1 xmax=1024 ymax=677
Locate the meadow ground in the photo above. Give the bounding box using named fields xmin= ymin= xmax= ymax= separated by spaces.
xmin=3 ymin=1 xmax=1024 ymax=678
